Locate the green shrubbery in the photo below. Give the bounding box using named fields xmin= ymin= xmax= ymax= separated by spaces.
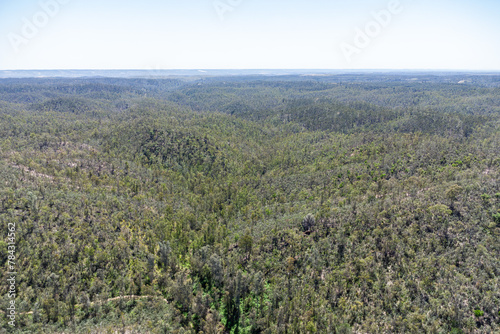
xmin=474 ymin=309 xmax=485 ymax=317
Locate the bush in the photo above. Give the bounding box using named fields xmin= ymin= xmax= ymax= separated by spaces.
xmin=450 ymin=328 xmax=463 ymax=334
xmin=474 ymin=309 xmax=484 ymax=317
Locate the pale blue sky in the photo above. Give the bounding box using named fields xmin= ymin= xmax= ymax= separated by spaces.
xmin=1 ymin=0 xmax=499 ymax=70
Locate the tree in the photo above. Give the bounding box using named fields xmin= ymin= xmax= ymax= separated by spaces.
xmin=301 ymin=214 xmax=316 ymax=232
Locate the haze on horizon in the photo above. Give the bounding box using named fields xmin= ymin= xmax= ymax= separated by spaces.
xmin=1 ymin=0 xmax=499 ymax=71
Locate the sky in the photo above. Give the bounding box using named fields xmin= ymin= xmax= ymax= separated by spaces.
xmin=0 ymin=0 xmax=499 ymax=70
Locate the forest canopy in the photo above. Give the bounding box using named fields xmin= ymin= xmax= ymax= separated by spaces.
xmin=0 ymin=74 xmax=499 ymax=333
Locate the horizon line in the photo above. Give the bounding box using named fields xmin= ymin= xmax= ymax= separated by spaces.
xmin=2 ymin=68 xmax=500 ymax=72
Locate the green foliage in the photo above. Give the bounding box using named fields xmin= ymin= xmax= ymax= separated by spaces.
xmin=238 ymin=232 xmax=253 ymax=255
xmin=0 ymin=75 xmax=499 ymax=333
xmin=428 ymin=204 xmax=452 ymax=217
xmin=481 ymin=193 xmax=491 ymax=203
xmin=446 ymin=184 xmax=463 ymax=202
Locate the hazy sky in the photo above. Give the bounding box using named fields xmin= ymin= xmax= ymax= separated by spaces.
xmin=1 ymin=0 xmax=499 ymax=70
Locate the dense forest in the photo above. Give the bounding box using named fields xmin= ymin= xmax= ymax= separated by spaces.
xmin=0 ymin=74 xmax=499 ymax=333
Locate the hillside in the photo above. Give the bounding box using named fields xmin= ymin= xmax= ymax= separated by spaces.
xmin=0 ymin=75 xmax=499 ymax=333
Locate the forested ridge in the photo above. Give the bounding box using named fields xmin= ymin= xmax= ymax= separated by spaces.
xmin=0 ymin=75 xmax=499 ymax=333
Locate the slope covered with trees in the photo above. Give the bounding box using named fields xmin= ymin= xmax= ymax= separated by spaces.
xmin=0 ymin=75 xmax=499 ymax=333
